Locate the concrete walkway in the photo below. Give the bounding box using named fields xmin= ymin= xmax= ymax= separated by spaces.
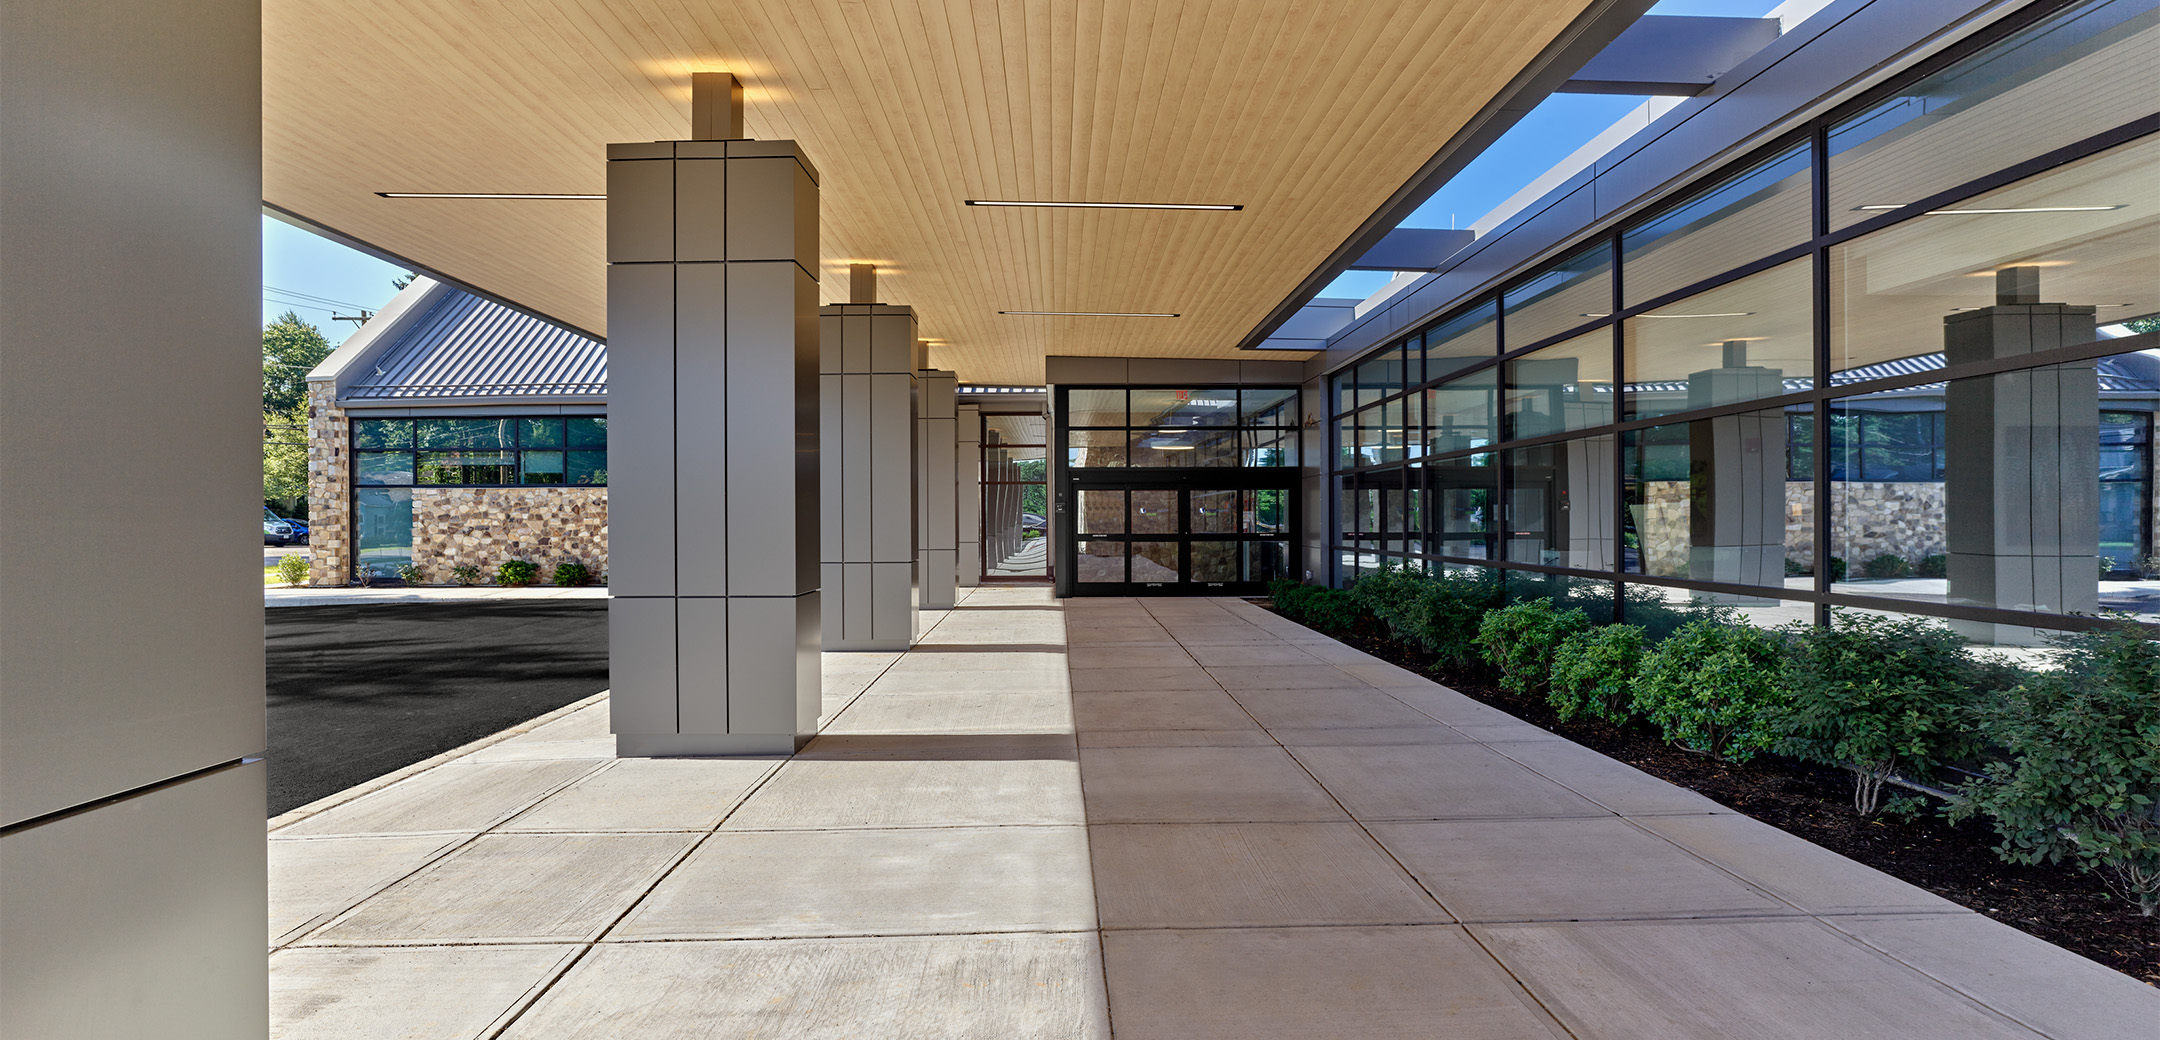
xmin=268 ymin=589 xmax=2157 ymax=1039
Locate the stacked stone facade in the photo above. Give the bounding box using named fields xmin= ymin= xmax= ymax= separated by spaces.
xmin=409 ymin=487 xmax=608 ymax=582
xmin=304 ymin=381 xmax=351 ymax=586
xmin=1632 ymin=479 xmax=1947 ymax=577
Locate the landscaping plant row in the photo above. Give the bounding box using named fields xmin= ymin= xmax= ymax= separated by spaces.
xmin=1269 ymin=569 xmax=2160 ymax=919
xmin=273 ymin=555 xmax=599 ymax=588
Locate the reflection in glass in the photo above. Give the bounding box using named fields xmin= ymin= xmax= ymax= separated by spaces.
xmin=1419 ymin=303 xmax=1499 ymax=381
xmin=1078 ymin=541 xmax=1125 ymax=582
xmin=1827 ymin=348 xmax=2160 ymax=640
xmin=1131 ymin=490 xmax=1178 ymax=534
xmin=1829 ymin=136 xmax=2157 ymax=382
xmin=418 ymin=451 xmax=515 ymax=485
xmin=1826 ymin=0 xmax=2160 ymax=231
xmin=1076 ymin=490 xmax=1126 ymax=534
xmin=1356 ymin=346 xmax=1407 ymax=402
xmin=1068 ymin=430 xmax=1128 ymax=467
xmin=1131 ymin=426 xmax=1239 ymax=467
xmin=1191 ymin=541 xmax=1237 ymax=582
xmin=521 ymin=451 xmax=565 ymax=484
xmin=1505 ymin=330 xmax=1614 ymax=439
xmin=416 ymin=418 xmax=511 ymax=450
xmin=1131 ymin=542 xmax=1179 ymax=583
xmin=520 ymin=419 xmax=566 ymax=448
xmin=1624 ymin=259 xmax=1813 ymax=420
xmin=1245 ymin=541 xmax=1291 ymax=583
xmin=1241 ymin=428 xmax=1298 ymax=467
xmin=1240 ymin=387 xmax=1299 ymax=426
xmin=1251 ymin=488 xmax=1289 ymax=534
xmin=567 ymin=417 xmax=607 ymax=447
xmin=1503 ymin=244 xmax=1611 ymax=348
xmin=987 ymin=414 xmax=1046 ymax=445
xmin=355 ymin=487 xmax=414 ymax=575
xmin=1069 ymin=390 xmax=1125 ymax=427
xmin=353 ymin=419 xmax=413 ymax=449
xmin=1426 ymin=456 xmax=1496 ymax=559
xmin=1623 ymin=410 xmax=1797 ymax=591
xmin=357 ymin=452 xmax=413 ymax=486
xmin=1623 ymin=144 xmax=1810 ymax=304
xmin=1426 ymin=370 xmax=1498 ymax=455
xmin=1132 ymin=388 xmax=1237 ymax=427
xmin=569 ymin=451 xmax=607 ymax=486
xmin=1505 ymin=436 xmax=1617 ymax=571
xmin=1190 ymin=490 xmax=1240 ymax=534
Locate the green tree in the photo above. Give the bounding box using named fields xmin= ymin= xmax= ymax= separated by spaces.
xmin=263 ymin=412 xmax=308 ymax=505
xmin=263 ymin=310 xmax=333 ymax=415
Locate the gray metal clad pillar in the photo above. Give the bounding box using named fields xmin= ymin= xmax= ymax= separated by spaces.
xmin=917 ymin=368 xmax=960 ymax=609
xmin=607 ymin=74 xmax=821 ymax=755
xmin=818 ymin=265 xmax=924 ymax=650
xmin=1943 ymin=268 xmax=2101 ymax=645
xmin=958 ymin=402 xmax=984 ymax=587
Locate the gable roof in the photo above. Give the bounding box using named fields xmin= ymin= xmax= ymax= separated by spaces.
xmin=309 ymin=277 xmax=605 ymax=405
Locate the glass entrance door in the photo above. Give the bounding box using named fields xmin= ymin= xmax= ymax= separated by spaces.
xmin=1070 ymin=486 xmax=1293 ymax=592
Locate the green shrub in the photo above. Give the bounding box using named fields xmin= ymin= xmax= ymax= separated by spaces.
xmin=1348 ymin=565 xmax=1502 ymax=670
xmin=449 ymin=564 xmax=483 ymax=587
xmin=1784 ymin=556 xmax=1810 ymax=577
xmin=496 ymin=559 xmax=541 ymax=587
xmin=1861 ymin=552 xmax=1911 ymax=579
xmin=1916 ymin=553 xmax=1948 ymax=579
xmin=1952 ymin=623 xmax=2160 ymax=916
xmin=353 ymin=563 xmax=378 ymax=588
xmin=394 ymin=561 xmax=424 ymax=585
xmin=1634 ymin=614 xmax=1788 ymax=762
xmin=1548 ymin=624 xmax=1645 ymax=724
xmin=1474 ymin=599 xmax=1590 ymax=695
xmin=1267 ymin=578 xmax=1363 ymax=632
xmin=552 ymin=561 xmax=592 ymax=587
xmin=1776 ymin=612 xmax=1982 ymax=815
xmin=1828 ymin=556 xmax=1848 ymax=582
xmin=275 ymin=553 xmax=310 ymax=587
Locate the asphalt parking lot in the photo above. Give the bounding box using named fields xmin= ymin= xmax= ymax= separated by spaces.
xmin=265 ymin=601 xmax=607 ymax=816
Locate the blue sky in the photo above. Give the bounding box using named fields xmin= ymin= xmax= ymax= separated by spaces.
xmin=263 ymin=0 xmax=1790 ymax=332
xmin=263 ymin=216 xmax=411 ymax=346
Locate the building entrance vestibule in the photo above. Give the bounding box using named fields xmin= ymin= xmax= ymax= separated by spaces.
xmin=1054 ymin=384 xmax=1303 ymax=596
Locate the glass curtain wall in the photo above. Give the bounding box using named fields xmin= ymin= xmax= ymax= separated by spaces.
xmin=1061 ymin=386 xmax=1301 ymax=594
xmin=982 ymin=413 xmax=1049 ymax=580
xmin=1328 ymin=0 xmax=2160 ymax=643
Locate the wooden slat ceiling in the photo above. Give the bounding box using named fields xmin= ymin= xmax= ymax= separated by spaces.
xmin=265 ymin=0 xmax=1596 ymax=385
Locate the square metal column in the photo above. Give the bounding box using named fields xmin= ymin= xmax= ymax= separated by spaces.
xmin=917 ymin=369 xmax=959 ymax=609
xmin=606 ymin=124 xmax=821 ymax=755
xmin=818 ymin=301 xmax=922 ymax=650
xmin=958 ymin=402 xmax=984 ymax=587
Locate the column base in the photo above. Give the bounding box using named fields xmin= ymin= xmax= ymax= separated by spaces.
xmin=616 ymin=733 xmax=804 ymax=757
xmin=823 ymin=637 xmax=913 ymax=652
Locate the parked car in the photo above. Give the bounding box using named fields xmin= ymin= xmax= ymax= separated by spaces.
xmin=282 ymin=517 xmax=310 ymax=545
xmin=263 ymin=507 xmax=299 ymax=546
xmin=1020 ymin=512 xmax=1047 ymax=531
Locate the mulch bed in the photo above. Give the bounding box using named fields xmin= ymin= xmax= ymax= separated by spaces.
xmin=1260 ymin=605 xmax=2160 ymax=986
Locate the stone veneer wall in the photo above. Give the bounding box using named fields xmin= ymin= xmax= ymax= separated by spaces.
xmin=1827 ymin=482 xmax=1947 ymax=565
xmin=304 ymin=381 xmax=350 ymax=586
xmin=409 ymin=487 xmax=608 ymax=583
xmin=1634 ymin=480 xmax=1945 ymax=576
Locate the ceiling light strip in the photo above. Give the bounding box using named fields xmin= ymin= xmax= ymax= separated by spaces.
xmin=966 ymin=200 xmax=1241 ymax=211
xmin=376 ymin=192 xmax=606 ymax=200
xmin=999 ymin=310 xmax=1180 ymax=318
xmin=1853 ymin=203 xmax=2123 ymax=214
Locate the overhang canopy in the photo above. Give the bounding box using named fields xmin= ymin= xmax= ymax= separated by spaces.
xmin=265 ymin=0 xmax=1603 ymax=385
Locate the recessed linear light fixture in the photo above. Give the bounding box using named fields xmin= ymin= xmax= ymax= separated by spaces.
xmin=376 ymin=192 xmax=606 ymax=200
xmin=966 ymin=199 xmax=1241 ymax=211
xmin=999 ymin=310 xmax=1180 ymax=317
xmin=1853 ymin=203 xmax=2125 ymax=215
xmin=1580 ymin=311 xmax=1755 ymax=319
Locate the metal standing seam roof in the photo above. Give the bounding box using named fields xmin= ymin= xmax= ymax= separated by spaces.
xmin=343 ymin=289 xmax=606 ymax=400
